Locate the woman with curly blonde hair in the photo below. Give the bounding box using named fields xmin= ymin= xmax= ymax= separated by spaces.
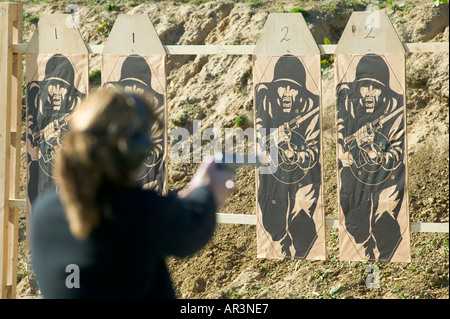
xmin=31 ymin=88 xmax=234 ymax=298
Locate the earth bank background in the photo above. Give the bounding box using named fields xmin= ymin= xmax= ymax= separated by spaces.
xmin=15 ymin=0 xmax=449 ymax=299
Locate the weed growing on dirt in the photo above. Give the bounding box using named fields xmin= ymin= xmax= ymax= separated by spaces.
xmin=171 ymin=113 xmax=189 ymax=126
xmin=234 ymin=114 xmax=247 ymax=128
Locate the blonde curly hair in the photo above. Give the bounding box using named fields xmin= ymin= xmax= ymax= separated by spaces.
xmin=55 ymin=88 xmax=161 ymax=239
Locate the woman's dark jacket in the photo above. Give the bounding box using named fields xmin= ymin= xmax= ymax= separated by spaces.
xmin=31 ymin=186 xmax=216 ymax=299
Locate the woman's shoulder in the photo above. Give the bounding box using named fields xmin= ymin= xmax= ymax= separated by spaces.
xmin=33 ymin=190 xmax=61 ymax=209
xmin=31 ymin=190 xmax=64 ymax=223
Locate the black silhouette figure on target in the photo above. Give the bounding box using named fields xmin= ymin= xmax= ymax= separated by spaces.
xmin=255 ymin=55 xmax=321 ymax=259
xmin=336 ymin=54 xmax=405 ymax=261
xmin=104 ymin=54 xmax=165 ymax=192
xmin=26 ymin=54 xmax=85 ymax=204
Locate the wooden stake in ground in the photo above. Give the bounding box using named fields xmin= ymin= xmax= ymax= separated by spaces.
xmin=253 ymin=13 xmax=326 ymax=260
xmin=102 ymin=14 xmax=168 ymax=194
xmin=0 ymin=2 xmax=23 ymax=299
xmin=335 ymin=11 xmax=411 ymax=262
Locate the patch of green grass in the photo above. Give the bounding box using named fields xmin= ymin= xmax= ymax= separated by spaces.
xmin=321 ymin=0 xmax=337 ymax=12
xmin=433 ymin=0 xmax=448 ymax=6
xmin=332 ymin=233 xmax=339 ymax=244
xmin=89 ymin=69 xmax=102 ymax=89
xmin=171 ymin=113 xmax=189 ymax=127
xmin=317 ymin=268 xmax=329 ymax=280
xmin=390 ymin=284 xmax=403 ymax=293
xmin=104 ymin=1 xmax=119 ymax=11
xmin=443 ymin=237 xmax=449 ymax=254
xmin=321 ymin=38 xmax=335 ymax=73
xmin=23 ymin=11 xmax=39 ymax=24
xmin=321 ymin=42 xmax=334 ymax=66
xmin=27 ymin=0 xmax=55 ymax=3
xmin=234 ymin=114 xmax=247 ymax=128
xmin=183 ymin=103 xmax=200 ymax=115
xmin=189 ymin=0 xmax=211 ymax=4
xmin=96 ymin=17 xmax=114 ymax=36
xmin=381 ymin=0 xmax=410 ymax=14
xmin=343 ymin=0 xmax=365 ymax=7
xmin=222 ymin=289 xmax=243 ymax=299
xmin=322 ymin=285 xmax=341 ymax=299
xmin=289 ymin=7 xmax=309 ymax=17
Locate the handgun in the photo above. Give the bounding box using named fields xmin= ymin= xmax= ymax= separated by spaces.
xmin=214 ymin=152 xmax=269 ymax=189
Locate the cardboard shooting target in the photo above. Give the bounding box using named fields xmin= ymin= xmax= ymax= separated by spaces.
xmin=102 ymin=15 xmax=167 ymax=194
xmin=335 ymin=12 xmax=411 ymax=262
xmin=253 ymin=14 xmax=326 ymax=260
xmin=25 ymin=14 xmax=89 ymax=207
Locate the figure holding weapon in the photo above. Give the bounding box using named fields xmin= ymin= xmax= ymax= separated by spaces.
xmin=255 ymin=55 xmax=322 ymax=259
xmin=26 ymin=54 xmax=85 ymax=204
xmin=336 ymin=54 xmax=406 ymax=261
